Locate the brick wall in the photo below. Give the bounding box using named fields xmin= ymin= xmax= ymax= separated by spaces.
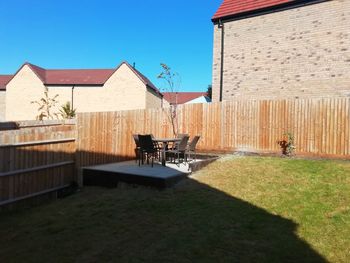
xmin=212 ymin=0 xmax=350 ymax=101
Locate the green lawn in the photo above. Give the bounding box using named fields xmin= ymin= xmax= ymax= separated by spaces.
xmin=0 ymin=156 xmax=349 ymax=262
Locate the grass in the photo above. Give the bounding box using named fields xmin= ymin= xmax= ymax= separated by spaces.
xmin=0 ymin=156 xmax=349 ymax=262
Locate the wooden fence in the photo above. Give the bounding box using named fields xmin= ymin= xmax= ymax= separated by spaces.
xmin=76 ymin=109 xmax=174 ymax=167
xmin=1 ymin=98 xmax=349 ymax=207
xmin=76 ymin=98 xmax=350 ymax=168
xmin=0 ymin=120 xmax=76 ymax=207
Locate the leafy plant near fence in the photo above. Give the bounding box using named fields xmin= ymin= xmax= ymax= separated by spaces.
xmin=31 ymin=87 xmax=59 ymax=120
xmin=278 ymin=132 xmax=296 ymax=156
xmin=283 ymin=132 xmax=296 ymax=156
xmin=59 ymin=101 xmax=76 ymax=119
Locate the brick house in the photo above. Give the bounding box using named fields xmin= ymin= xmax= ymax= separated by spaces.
xmin=211 ymin=0 xmax=350 ymax=102
xmin=0 ymin=61 xmax=163 ymax=121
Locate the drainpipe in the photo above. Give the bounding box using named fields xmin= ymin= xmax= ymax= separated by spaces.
xmin=219 ymin=19 xmax=225 ymax=102
xmin=71 ymin=85 xmax=75 ymax=109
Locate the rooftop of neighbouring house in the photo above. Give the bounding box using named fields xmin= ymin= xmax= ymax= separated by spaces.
xmin=0 ymin=61 xmax=161 ymax=95
xmin=163 ymin=92 xmax=210 ymax=104
xmin=212 ymin=0 xmax=307 ymax=21
xmin=0 ymin=75 xmax=13 ymax=90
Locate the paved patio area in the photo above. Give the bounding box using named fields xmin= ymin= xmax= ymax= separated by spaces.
xmin=82 ymin=155 xmax=219 ymax=188
xmin=83 ymin=161 xmax=191 ymax=188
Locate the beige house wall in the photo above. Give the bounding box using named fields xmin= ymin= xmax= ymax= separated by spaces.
xmin=212 ymin=0 xmax=350 ymax=101
xmin=6 ymin=65 xmax=47 ymax=121
xmin=0 ymin=91 xmax=6 ymax=121
xmin=50 ymin=64 xmax=163 ymax=113
xmin=85 ymin=63 xmax=147 ymax=112
xmin=5 ymin=63 xmax=162 ymax=121
xmin=47 ymin=64 xmax=148 ymax=114
xmin=146 ymin=88 xmax=163 ymax=108
xmin=162 ymin=98 xmax=170 ymax=108
xmin=47 ymin=86 xmax=74 ymax=115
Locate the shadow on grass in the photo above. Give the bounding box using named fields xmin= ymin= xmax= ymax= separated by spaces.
xmin=0 ymin=117 xmax=333 ymax=261
xmin=0 ymin=169 xmax=327 ymax=262
xmin=0 ymin=126 xmax=327 ymax=262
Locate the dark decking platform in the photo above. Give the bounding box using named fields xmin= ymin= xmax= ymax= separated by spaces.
xmin=83 ymin=155 xmax=219 ymax=188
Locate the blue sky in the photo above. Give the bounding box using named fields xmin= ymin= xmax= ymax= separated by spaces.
xmin=0 ymin=0 xmax=222 ymax=92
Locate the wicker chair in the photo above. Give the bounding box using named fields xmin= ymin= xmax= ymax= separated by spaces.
xmin=150 ymin=134 xmax=161 ymax=160
xmin=133 ymin=134 xmax=141 ymax=164
xmin=177 ymin=133 xmax=189 ymax=139
xmin=166 ymin=135 xmax=189 ymax=164
xmin=138 ymin=134 xmax=158 ymax=167
xmin=169 ymin=133 xmax=189 ymax=150
xmin=187 ymin=135 xmax=200 ymax=161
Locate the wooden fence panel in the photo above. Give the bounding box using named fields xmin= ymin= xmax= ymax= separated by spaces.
xmin=0 ymin=121 xmax=76 ymax=206
xmin=76 ymin=98 xmax=350 ymax=168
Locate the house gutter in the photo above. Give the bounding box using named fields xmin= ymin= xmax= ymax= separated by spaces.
xmin=219 ymin=19 xmax=224 ymax=102
xmin=71 ymin=85 xmax=75 ymax=109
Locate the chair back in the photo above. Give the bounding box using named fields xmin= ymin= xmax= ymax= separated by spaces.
xmin=133 ymin=134 xmax=140 ymax=147
xmin=188 ymin=136 xmax=200 ymax=151
xmin=177 ymin=133 xmax=189 ymax=139
xmin=138 ymin=134 xmax=155 ymax=152
xmin=177 ymin=135 xmax=190 ymax=151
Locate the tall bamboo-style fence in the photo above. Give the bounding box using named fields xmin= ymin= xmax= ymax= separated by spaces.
xmin=77 ymin=98 xmax=350 ymax=168
xmin=0 ymin=120 xmax=76 ymax=207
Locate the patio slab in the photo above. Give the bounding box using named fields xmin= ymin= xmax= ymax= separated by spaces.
xmin=83 ymin=161 xmax=191 ymax=188
xmin=82 ymin=155 xmax=219 ymax=188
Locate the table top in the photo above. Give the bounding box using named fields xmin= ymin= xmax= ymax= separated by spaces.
xmin=153 ymin=138 xmax=181 ymax=143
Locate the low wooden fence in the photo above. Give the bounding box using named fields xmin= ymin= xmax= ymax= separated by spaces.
xmin=0 ymin=120 xmax=76 ymax=207
xmin=77 ymin=98 xmax=350 ymax=168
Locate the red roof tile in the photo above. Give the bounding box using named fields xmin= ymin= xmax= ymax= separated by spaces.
xmin=0 ymin=62 xmax=161 ymax=95
xmin=22 ymin=62 xmax=115 ymax=86
xmin=27 ymin=63 xmax=46 ymax=82
xmin=0 ymin=75 xmax=13 ymax=90
xmin=44 ymin=69 xmax=115 ymax=85
xmin=213 ymin=0 xmax=297 ymax=21
xmin=163 ymin=92 xmax=208 ymax=104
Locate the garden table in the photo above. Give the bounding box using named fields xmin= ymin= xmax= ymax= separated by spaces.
xmin=153 ymin=138 xmax=181 ymax=166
